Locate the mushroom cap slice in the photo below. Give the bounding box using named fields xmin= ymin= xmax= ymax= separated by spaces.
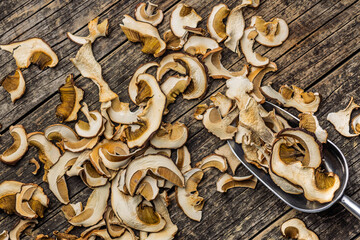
xmin=67 ymin=17 xmax=109 ymax=45
xmin=0 ymin=38 xmax=58 ymax=69
xmin=175 ymin=168 xmax=204 ymax=221
xmin=327 ymin=97 xmax=360 ymax=137
xmin=66 ymin=150 xmax=91 ymax=177
xmin=80 ymin=161 xmax=109 ymax=188
xmin=136 ymin=176 xmax=159 ymax=201
xmin=75 ymin=103 xmax=103 ymax=138
xmin=150 ymin=122 xmax=188 ymax=149
xmin=215 ymin=144 xmax=240 ymax=174
xmin=269 ymin=168 xmax=303 ymax=195
xmin=216 ymin=173 xmax=257 ymax=192
xmin=70 ymin=42 xmax=117 ymax=103
xmin=55 ymin=74 xmax=84 ymax=122
xmin=63 ymin=136 xmax=99 ymax=153
xmin=144 ymin=147 xmax=171 ymax=158
xmin=156 ymin=53 xmax=187 ymax=81
xmin=163 ymin=30 xmax=187 ymax=51
xmin=0 ymin=125 xmax=28 ymax=165
xmin=299 ymin=113 xmax=328 ymax=143
xmin=196 ymin=154 xmax=228 ymax=172
xmin=2 ymin=69 xmax=25 ymax=103
xmin=210 ymin=92 xmax=234 ymax=117
xmin=9 ymin=219 xmax=38 ymax=240
xmin=250 ymin=16 xmax=289 ymax=47
xmin=281 ymin=218 xmax=319 ymax=240
xmin=183 ymin=36 xmax=219 ymax=56
xmin=207 ymin=4 xmax=230 ymax=42
xmin=170 ymin=3 xmax=202 ymax=38
xmin=111 ymin=171 xmax=166 ymax=232
xmin=240 ymin=27 xmax=270 ymax=67
xmin=15 ymin=184 xmax=38 ymax=219
xmin=108 ymin=97 xmax=143 ymax=125
xmin=44 ymin=124 xmax=79 ymax=143
xmin=120 ymin=15 xmax=166 ymax=57
xmin=202 ymin=107 xmax=238 ymax=140
xmin=135 ymin=2 xmax=164 ymax=27
xmin=0 ymin=181 xmax=24 ymax=214
xmin=98 ymin=140 xmax=131 ymax=171
xmin=176 ymin=146 xmax=192 ymax=174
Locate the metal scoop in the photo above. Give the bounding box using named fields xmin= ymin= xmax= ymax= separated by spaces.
xmin=228 ymin=101 xmax=360 ymax=219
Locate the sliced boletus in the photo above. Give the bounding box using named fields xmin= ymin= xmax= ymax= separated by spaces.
xmin=135 ymin=2 xmax=164 ymax=26
xmin=281 ymin=218 xmax=319 ymax=240
xmin=207 ymin=4 xmax=230 ymax=42
xmin=67 ymin=17 xmax=109 ymax=45
xmin=216 ymin=173 xmax=257 ymax=192
xmin=136 ymin=176 xmax=159 ymax=201
xmin=63 ymin=137 xmax=99 ymax=153
xmin=75 ymin=103 xmax=103 ymax=138
xmin=44 ymin=124 xmax=79 ymax=144
xmin=163 ymin=30 xmax=187 ymax=51
xmin=193 ymin=103 xmax=209 ymax=121
xmin=210 ymin=92 xmax=234 ymax=117
xmin=170 ymin=3 xmax=202 ymax=38
xmin=0 ymin=125 xmax=28 ymax=165
xmin=150 ymin=122 xmax=188 ymax=149
xmin=108 ymin=97 xmax=143 ymax=125
xmin=269 ymin=168 xmax=303 ymax=195
xmin=176 ymin=146 xmax=192 ymax=174
xmin=9 ymin=219 xmax=38 ymax=240
xmin=98 ymin=140 xmax=132 ymax=171
xmin=80 ymin=161 xmax=109 ymax=188
xmin=183 ymin=36 xmax=219 ymax=56
xmin=144 ymin=147 xmax=171 ymax=158
xmin=100 ymin=101 xmax=115 ymax=140
xmin=29 ymin=158 xmax=40 ymax=175
xmin=299 ymin=113 xmax=328 ymax=143
xmin=196 ymin=154 xmax=227 ymax=172
xmin=202 ymin=107 xmax=238 ymax=140
xmin=2 ymin=69 xmax=25 ymax=103
xmin=0 ymin=230 xmax=8 ymax=240
xmin=156 ymin=53 xmax=187 ymax=81
xmin=215 ymin=144 xmax=240 ymax=174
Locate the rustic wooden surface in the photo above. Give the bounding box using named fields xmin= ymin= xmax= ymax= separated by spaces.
xmin=0 ymin=0 xmax=359 ymax=239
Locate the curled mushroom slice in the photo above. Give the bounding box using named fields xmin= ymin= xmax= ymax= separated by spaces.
xmin=202 ymin=107 xmax=238 ymax=140
xmin=160 ymin=75 xmax=191 ymax=114
xmin=75 ymin=103 xmax=103 ymax=138
xmin=216 ymin=173 xmax=257 ymax=192
xmin=55 ymin=74 xmax=84 ymax=122
xmin=352 ymin=114 xmax=360 ymax=134
xmin=2 ymin=69 xmax=25 ymax=103
xmin=71 ymin=42 xmax=117 ymax=103
xmin=129 ymin=62 xmax=159 ymax=105
xmin=327 ymin=97 xmax=360 ymax=137
xmin=215 ymin=144 xmax=240 ymax=174
xmin=269 ymin=168 xmax=303 ymax=195
xmin=67 ymin=17 xmax=109 ymax=45
xmin=63 ymin=136 xmax=99 ymax=153
xmin=0 ymin=181 xmax=24 ymax=214
xmin=108 ymin=97 xmax=143 ymax=125
xmin=135 ymin=2 xmax=164 ymax=26
xmin=29 ymin=158 xmax=40 ymax=175
xmin=241 ymin=27 xmax=270 ymax=67
xmin=210 ymin=92 xmax=234 ymax=117
xmin=299 ymin=113 xmax=328 ymax=143
xmin=170 ymin=3 xmax=202 ymax=38
xmin=66 ymin=150 xmax=91 ymax=177
xmin=80 ymin=161 xmax=109 ymax=188
xmin=144 ymin=147 xmax=171 ymax=158
xmin=100 ymin=101 xmax=115 ymax=140
xmin=175 ymin=168 xmax=204 ymax=221
xmin=0 ymin=38 xmax=58 ymax=69
xmin=136 ymin=176 xmax=159 ymax=201
xmin=44 ymin=124 xmax=79 ymax=144
xmin=15 ymin=184 xmax=38 ymax=219
xmin=207 ymin=4 xmax=230 ymax=42
xmin=196 ymin=154 xmax=227 ymax=172
xmin=111 ymin=171 xmax=166 ymax=232
xmin=261 ymin=84 xmax=321 ymax=113
xmin=176 ymin=146 xmax=191 ymax=174
xmin=0 ymin=125 xmax=27 ymax=165
xmin=193 ymin=103 xmax=208 ymax=120
xmin=150 ymin=122 xmax=188 ymax=149
xmin=156 ymin=53 xmax=187 ymax=81
xmin=250 ymin=16 xmax=289 ymax=47
xmin=163 ymin=30 xmax=187 ymax=51
xmin=281 ymin=218 xmax=319 ymax=240
xmin=183 ymin=36 xmax=219 ymax=56
xmin=120 ymin=15 xmax=166 ymax=57
xmin=98 ymin=141 xmax=132 ymax=171
xmin=9 ymin=219 xmax=38 ymax=240
xmin=174 ymin=54 xmax=207 ymax=100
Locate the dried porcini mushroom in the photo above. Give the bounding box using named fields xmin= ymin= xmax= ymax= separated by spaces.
xmin=269 ymin=168 xmax=303 ymax=195
xmin=0 ymin=125 xmax=28 ymax=165
xmin=299 ymin=113 xmax=328 ymax=143
xmin=216 ymin=173 xmax=257 ymax=192
xmin=70 ymin=42 xmax=117 ymax=103
xmin=194 ymin=103 xmax=209 ymax=120
xmin=63 ymin=137 xmax=99 ymax=153
xmin=184 ymin=26 xmax=206 ymax=36
xmin=74 ymin=103 xmax=103 ymax=138
xmin=170 ymin=3 xmax=202 ymax=38
xmin=9 ymin=219 xmax=38 ymax=240
xmin=250 ymin=16 xmax=289 ymax=47
xmin=80 ymin=161 xmax=108 ymax=188
xmin=56 ymin=74 xmax=84 ymax=122
xmin=202 ymin=107 xmax=238 ymax=140
xmin=207 ymin=4 xmax=230 ymax=42
xmin=29 ymin=158 xmax=40 ymax=175
xmin=215 ymin=144 xmax=241 ymax=174
xmin=176 ymin=146 xmax=192 ymax=174
xmin=44 ymin=124 xmax=79 ymax=144
xmin=100 ymin=101 xmax=115 ymax=140
xmin=183 ymin=36 xmax=219 ymax=56
xmin=261 ymin=84 xmax=321 ymax=113
xmin=163 ymin=30 xmax=186 ymax=51
xmin=0 ymin=38 xmax=58 ymax=70
xmin=156 ymin=53 xmax=187 ymax=81
xmin=327 ymin=97 xmax=360 ymax=137
xmin=210 ymin=92 xmax=234 ymax=117
xmin=67 ymin=17 xmax=109 ymax=45
xmin=15 ymin=184 xmax=38 ymax=219
xmin=125 ymin=154 xmax=184 ymax=195
xmin=108 ymin=97 xmax=143 ymax=125
xmin=144 ymin=147 xmax=171 ymax=158
xmin=281 ymin=218 xmax=319 ymax=240
xmin=135 ymin=2 xmax=164 ymax=27
xmin=98 ymin=140 xmax=132 ymax=171
xmin=1 ymin=69 xmax=25 ymax=103
xmin=150 ymin=122 xmax=188 ymax=149
xmin=175 ymin=168 xmax=204 ymax=221
xmin=196 ymin=154 xmax=228 ymax=172
xmin=160 ymin=75 xmax=191 ymax=114
xmin=136 ymin=176 xmax=159 ymax=201
xmin=120 ymin=15 xmax=166 ymax=57
xmin=241 ymin=27 xmax=270 ymax=67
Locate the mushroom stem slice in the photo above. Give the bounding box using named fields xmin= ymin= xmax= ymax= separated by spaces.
xmin=299 ymin=113 xmax=328 ymax=143
xmin=135 ymin=2 xmax=164 ymax=26
xmin=2 ymin=69 xmax=25 ymax=103
xmin=0 ymin=125 xmax=28 ymax=165
xmin=202 ymin=107 xmax=238 ymax=140
xmin=269 ymin=168 xmax=303 ymax=195
xmin=183 ymin=36 xmax=219 ymax=56
xmin=9 ymin=219 xmax=38 ymax=240
xmin=0 ymin=38 xmax=58 ymax=69
xmin=67 ymin=17 xmax=109 ymax=45
xmin=207 ymin=4 xmax=230 ymax=42
xmin=196 ymin=154 xmax=228 ymax=172
xmin=150 ymin=122 xmax=188 ymax=149
xmin=281 ymin=218 xmax=319 ymax=240
xmin=176 ymin=146 xmax=192 ymax=174
xmin=216 ymin=173 xmax=257 ymax=192
xmin=170 ymin=3 xmax=202 ymax=38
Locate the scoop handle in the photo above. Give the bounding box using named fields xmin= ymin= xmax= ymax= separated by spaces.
xmin=340 ymin=194 xmax=360 ymax=220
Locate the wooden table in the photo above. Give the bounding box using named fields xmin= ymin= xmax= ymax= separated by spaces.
xmin=0 ymin=0 xmax=359 ymax=239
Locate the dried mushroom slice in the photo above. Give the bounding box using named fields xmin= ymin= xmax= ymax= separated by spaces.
xmin=136 ymin=176 xmax=159 ymax=201
xmin=150 ymin=122 xmax=188 ymax=149
xmin=241 ymin=27 xmax=270 ymax=67
xmin=216 ymin=173 xmax=257 ymax=192
xmin=44 ymin=124 xmax=79 ymax=144
xmin=75 ymin=103 xmax=103 ymax=138
xmin=71 ymin=42 xmax=117 ymax=102
xmin=202 ymin=107 xmax=238 ymax=140
xmin=9 ymin=219 xmax=38 ymax=240
xmin=56 ymin=74 xmax=84 ymax=122
xmin=327 ymin=97 xmax=360 ymax=137
xmin=98 ymin=140 xmax=132 ymax=171
xmin=2 ymin=69 xmax=25 ymax=103
xmin=193 ymin=103 xmax=208 ymax=120
xmin=67 ymin=17 xmax=109 ymax=45
xmin=271 ymin=138 xmax=340 ymax=203
xmin=80 ymin=162 xmax=108 ymax=188
xmin=29 ymin=158 xmax=40 ymax=175
xmin=156 ymin=53 xmax=187 ymax=81
xmin=144 ymin=147 xmax=171 ymax=157
xmin=175 ymin=168 xmax=204 ymax=221
xmin=250 ymin=16 xmax=289 ymax=47
xmin=261 ymin=84 xmax=321 ymax=113
xmin=269 ymin=168 xmax=303 ymax=195
xmin=66 ymin=150 xmax=91 ymax=177
xmin=176 ymin=146 xmax=191 ymax=174
xmin=100 ymin=101 xmax=115 ymax=140
xmin=170 ymin=3 xmax=202 ymax=38
xmin=281 ymin=218 xmax=319 ymax=240
xmin=163 ymin=30 xmax=186 ymax=51
xmin=0 ymin=181 xmax=24 ymax=214
xmin=135 ymin=2 xmax=164 ymax=26
xmin=207 ymin=4 xmax=230 ymax=42
xmin=120 ymin=15 xmax=166 ymax=57
xmin=108 ymin=97 xmax=143 ymax=125
xmin=299 ymin=113 xmax=328 ymax=143
xmin=125 ymin=154 xmax=184 ymax=195
xmin=210 ymin=92 xmax=234 ymax=117
xmin=63 ymin=137 xmax=99 ymax=153
xmin=15 ymin=184 xmax=38 ymax=219
xmin=0 ymin=125 xmax=28 ymax=165
xmin=352 ymin=114 xmax=360 ymax=134
xmin=111 ymin=171 xmax=166 ymax=232
xmin=184 ymin=26 xmax=206 ymax=36
xmin=183 ymin=36 xmax=219 ymax=56
xmin=0 ymin=38 xmax=58 ymax=70
xmin=196 ymin=154 xmax=227 ymax=172
xmin=215 ymin=144 xmax=240 ymax=174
